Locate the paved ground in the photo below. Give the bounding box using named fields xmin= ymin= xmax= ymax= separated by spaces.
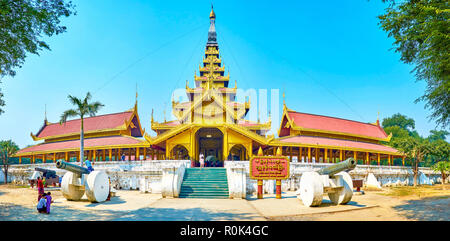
xmin=0 ymin=184 xmax=448 ymax=221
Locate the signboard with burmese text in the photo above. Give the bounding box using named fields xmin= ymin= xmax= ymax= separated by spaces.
xmin=249 ymin=156 xmax=290 ymax=180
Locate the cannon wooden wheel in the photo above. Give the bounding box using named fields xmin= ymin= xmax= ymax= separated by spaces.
xmin=328 ymin=171 xmax=353 ymax=205
xmin=299 ymin=171 xmax=324 ymax=207
xmin=85 ymin=171 xmax=110 ymax=203
xmin=61 ymin=172 xmax=84 ymax=201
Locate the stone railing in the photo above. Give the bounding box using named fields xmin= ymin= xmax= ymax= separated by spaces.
xmin=224 ymin=161 xmax=443 ymax=195
xmin=160 ymin=161 xmax=189 ymax=198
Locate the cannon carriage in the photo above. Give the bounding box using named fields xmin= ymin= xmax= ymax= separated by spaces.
xmin=56 ymin=160 xmax=110 ymax=203
xmin=298 ymin=158 xmax=357 ymax=207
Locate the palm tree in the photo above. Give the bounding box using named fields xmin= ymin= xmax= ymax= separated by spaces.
xmin=60 ymin=92 xmax=104 ymax=166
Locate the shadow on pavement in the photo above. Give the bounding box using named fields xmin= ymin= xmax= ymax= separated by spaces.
xmin=0 ymin=202 xmax=260 ymax=221
xmin=392 ymin=196 xmax=450 ymax=221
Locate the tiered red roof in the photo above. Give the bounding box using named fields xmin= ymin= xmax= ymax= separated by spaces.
xmin=35 ymin=111 xmax=140 ymax=139
xmin=285 ymin=111 xmax=389 ymax=140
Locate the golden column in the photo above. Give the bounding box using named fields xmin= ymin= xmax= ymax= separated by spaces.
xmin=315 ymin=148 xmax=318 ymax=163
xmin=308 ymin=147 xmax=311 ymax=163
xmin=298 ymin=147 xmax=302 ymax=162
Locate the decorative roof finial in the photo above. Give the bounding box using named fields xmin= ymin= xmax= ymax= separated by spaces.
xmin=207 ymin=4 xmax=217 ymax=47
xmin=151 ymin=108 xmax=154 ymax=123
xmin=44 ymin=104 xmax=47 ymax=124
xmin=210 ymin=4 xmax=216 ymax=19
xmin=283 ymin=91 xmax=286 ymax=106
xmin=164 ymin=103 xmax=167 ymax=122
xmin=135 ymin=82 xmax=138 ymax=107
xmin=258 ymin=108 xmax=260 ymax=123
xmin=377 ymin=111 xmax=380 ymax=125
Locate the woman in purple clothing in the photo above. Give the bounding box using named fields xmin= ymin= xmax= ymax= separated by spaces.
xmin=45 ymin=192 xmax=53 ymax=214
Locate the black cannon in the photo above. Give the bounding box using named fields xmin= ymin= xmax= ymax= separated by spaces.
xmin=29 ymin=167 xmax=60 ymax=188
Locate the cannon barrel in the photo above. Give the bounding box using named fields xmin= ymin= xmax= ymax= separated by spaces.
xmin=317 ymin=158 xmax=357 ymax=177
xmin=34 ymin=167 xmax=57 ymax=178
xmin=56 ymin=160 xmax=90 ymax=175
xmin=35 ymin=167 xmax=56 ymax=175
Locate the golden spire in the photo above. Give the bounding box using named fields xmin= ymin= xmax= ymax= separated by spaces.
xmin=151 ymin=108 xmax=154 ymax=123
xmin=135 ymin=82 xmax=138 ymax=107
xmin=44 ymin=104 xmax=48 ymax=125
xmin=210 ymin=4 xmax=216 ymax=19
xmin=377 ymin=111 xmax=380 ymax=126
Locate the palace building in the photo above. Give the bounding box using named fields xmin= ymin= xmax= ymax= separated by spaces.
xmin=15 ymin=7 xmax=404 ymax=166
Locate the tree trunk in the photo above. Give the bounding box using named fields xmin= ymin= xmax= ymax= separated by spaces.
xmin=442 ymin=172 xmax=447 ymax=184
xmin=413 ymin=159 xmax=419 ymax=186
xmin=3 ymin=164 xmax=8 ymax=184
xmin=80 ymin=117 xmax=84 ymax=167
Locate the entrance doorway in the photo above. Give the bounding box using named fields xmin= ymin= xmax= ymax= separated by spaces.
xmin=228 ymin=144 xmax=247 ymax=161
xmin=196 ymin=128 xmax=223 ymax=166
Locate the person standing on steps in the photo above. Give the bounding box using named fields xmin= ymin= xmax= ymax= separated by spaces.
xmin=199 ymin=153 xmax=205 ymax=169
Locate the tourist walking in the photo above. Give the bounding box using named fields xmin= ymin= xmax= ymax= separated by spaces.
xmin=199 ymin=153 xmax=204 ymax=168
xmin=36 ymin=177 xmax=45 ymax=202
xmin=37 ymin=193 xmax=47 ymax=213
xmin=46 ymin=192 xmax=53 ymax=214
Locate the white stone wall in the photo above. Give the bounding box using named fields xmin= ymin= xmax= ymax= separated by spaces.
xmin=6 ymin=160 xmax=190 ymax=193
xmin=6 ymin=160 xmax=442 ymax=195
xmin=224 ymin=161 xmax=443 ymax=195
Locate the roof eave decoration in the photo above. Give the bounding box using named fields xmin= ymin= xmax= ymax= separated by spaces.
xmin=31 ymin=132 xmax=40 ymax=141
xmin=277 ymin=103 xmax=296 ymax=137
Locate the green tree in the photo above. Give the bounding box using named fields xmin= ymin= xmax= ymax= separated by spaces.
xmin=432 ymin=161 xmax=449 ymax=186
xmin=382 ymin=113 xmax=415 ymax=132
xmin=392 ymin=136 xmax=433 ymax=186
xmin=60 ymin=92 xmax=103 ymax=166
xmin=0 ymin=140 xmax=19 ymax=184
xmin=428 ymin=130 xmax=449 ymax=142
xmin=378 ymin=0 xmax=450 ymax=128
xmin=0 ymin=0 xmax=76 ymax=114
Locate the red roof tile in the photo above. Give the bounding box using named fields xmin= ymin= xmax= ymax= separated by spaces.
xmin=17 ymin=136 xmax=145 ymax=154
xmin=287 ymin=111 xmax=388 ymax=140
xmin=36 ymin=111 xmax=134 ymax=138
xmin=279 ymin=135 xmax=399 ymax=153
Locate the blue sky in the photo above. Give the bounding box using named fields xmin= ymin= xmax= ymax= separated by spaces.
xmin=0 ymin=0 xmax=445 ymax=148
